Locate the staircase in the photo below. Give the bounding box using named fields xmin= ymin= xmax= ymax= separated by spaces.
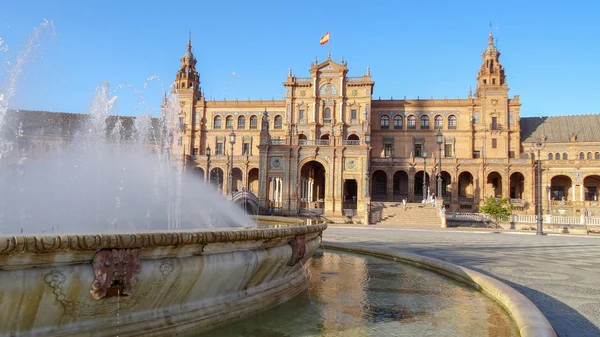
xmin=370 ymin=202 xmax=442 ymax=227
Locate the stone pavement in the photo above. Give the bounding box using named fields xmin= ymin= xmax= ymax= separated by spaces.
xmin=323 ymin=226 xmax=600 ymax=337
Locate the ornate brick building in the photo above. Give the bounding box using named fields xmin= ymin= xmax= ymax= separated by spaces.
xmin=4 ymin=31 xmax=600 ymax=219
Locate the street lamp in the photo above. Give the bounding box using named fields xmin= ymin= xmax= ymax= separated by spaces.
xmin=535 ymin=139 xmax=544 ymax=235
xmin=421 ymin=148 xmax=428 ymax=202
xmin=546 ymin=185 xmax=551 ymax=215
xmin=229 ymin=132 xmax=236 ymax=196
xmin=206 ymin=146 xmax=211 ymax=184
xmin=364 ymin=132 xmax=371 ymax=198
xmin=436 ymin=130 xmax=443 ymax=200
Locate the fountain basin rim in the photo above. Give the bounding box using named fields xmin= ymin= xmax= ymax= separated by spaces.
xmin=323 ymin=242 xmax=557 ymax=337
xmin=0 ymin=222 xmax=326 ymax=255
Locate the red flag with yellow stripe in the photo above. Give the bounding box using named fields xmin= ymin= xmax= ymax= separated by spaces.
xmin=320 ymin=32 xmax=330 ymax=45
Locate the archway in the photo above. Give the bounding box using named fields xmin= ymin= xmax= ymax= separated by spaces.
xmin=509 ymin=172 xmax=525 ymax=199
xmin=372 ymin=170 xmax=387 ymax=200
xmin=583 ymin=175 xmax=600 ymax=201
xmin=300 ymin=161 xmax=326 ymax=209
xmin=550 ymin=175 xmax=572 ymax=202
xmin=247 ymin=168 xmax=259 ymax=193
xmin=414 ymin=171 xmax=430 ymax=200
xmin=232 ymin=168 xmax=243 ymax=192
xmin=393 ymin=170 xmax=409 ymax=200
xmin=193 ymin=167 xmax=205 ymax=182
xmin=486 ymin=172 xmax=503 ymax=198
xmin=209 ymin=168 xmax=224 ymax=192
xmin=458 ymin=172 xmax=474 ymax=200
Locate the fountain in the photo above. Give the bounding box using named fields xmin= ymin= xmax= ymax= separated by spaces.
xmin=0 ymin=23 xmax=326 ymax=336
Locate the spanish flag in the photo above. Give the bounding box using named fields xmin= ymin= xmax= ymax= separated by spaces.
xmin=320 ymin=32 xmax=330 ymax=45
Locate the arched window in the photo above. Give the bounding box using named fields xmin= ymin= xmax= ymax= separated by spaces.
xmin=323 ymin=107 xmax=332 ymax=123
xmin=213 ymin=116 xmax=222 ymax=129
xmin=393 ymin=115 xmax=403 ymax=129
xmin=420 ymin=115 xmax=430 ymax=129
xmin=579 ymin=152 xmax=585 ymax=160
xmin=226 ymin=116 xmax=233 ymax=129
xmin=596 ymin=152 xmax=600 ymax=160
xmin=548 ymin=153 xmax=553 ymax=160
xmin=555 ymin=153 xmax=560 ymax=160
xmin=407 ymin=116 xmax=416 ymax=129
xmin=249 ymin=115 xmax=258 ymax=129
xmin=448 ymin=115 xmax=457 ymax=129
xmin=380 ymin=115 xmax=390 ymax=129
xmin=563 ymin=153 xmax=568 ymax=160
xmin=274 ymin=115 xmax=283 ymax=129
xmin=434 ymin=115 xmax=443 ymax=129
xmin=587 ymin=152 xmax=592 ymax=160
xmin=237 ymin=116 xmax=246 ymax=129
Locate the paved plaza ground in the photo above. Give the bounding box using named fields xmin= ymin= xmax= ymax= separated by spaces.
xmin=323 ymin=225 xmax=600 ymax=337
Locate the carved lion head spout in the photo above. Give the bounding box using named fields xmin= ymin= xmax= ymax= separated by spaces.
xmin=90 ymin=248 xmax=141 ymax=300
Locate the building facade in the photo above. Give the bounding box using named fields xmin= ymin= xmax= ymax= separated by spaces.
xmin=4 ymin=31 xmax=600 ymax=219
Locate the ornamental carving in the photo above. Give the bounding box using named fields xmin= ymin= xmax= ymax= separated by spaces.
xmin=91 ymin=248 xmax=142 ymax=300
xmin=288 ymin=235 xmax=306 ymax=266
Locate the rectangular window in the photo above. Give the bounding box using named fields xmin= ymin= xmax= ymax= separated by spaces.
xmin=242 ymin=143 xmax=250 ymax=155
xmin=384 ymin=144 xmax=392 ymax=158
xmin=509 ymin=111 xmax=514 ymax=125
xmin=444 ymin=144 xmax=453 ymax=158
xmin=192 ymin=148 xmax=199 ymax=156
xmin=473 ymin=151 xmax=481 ymax=159
xmin=491 ymin=117 xmax=498 ymax=130
xmin=298 ymin=110 xmax=305 ymax=122
xmin=414 ymin=144 xmax=422 ymax=157
xmin=178 ymin=117 xmax=184 ymax=129
xmin=216 ymin=142 xmax=224 ymax=155
xmin=492 ymin=138 xmax=497 ymax=149
xmin=473 ymin=112 xmax=480 ymax=124
xmin=351 ymin=109 xmax=357 ymax=121
xmin=194 ymin=112 xmax=200 ymax=124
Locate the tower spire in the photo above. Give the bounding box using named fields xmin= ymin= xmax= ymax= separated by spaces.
xmin=187 ymin=31 xmax=192 ymax=52
xmin=488 ymin=23 xmax=493 ymax=44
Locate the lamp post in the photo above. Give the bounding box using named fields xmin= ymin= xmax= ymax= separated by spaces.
xmin=229 ymin=132 xmax=236 ymax=197
xmin=535 ymin=139 xmax=544 ymax=235
xmin=205 ymin=146 xmax=211 ymax=184
xmin=422 ymin=148 xmax=428 ymax=202
xmin=436 ymin=130 xmax=443 ymax=200
xmin=364 ymin=132 xmax=371 ymax=198
xmin=546 ymin=185 xmax=551 ymax=215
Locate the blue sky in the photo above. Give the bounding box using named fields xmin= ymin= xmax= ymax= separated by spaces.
xmin=1 ymin=0 xmax=598 ymax=118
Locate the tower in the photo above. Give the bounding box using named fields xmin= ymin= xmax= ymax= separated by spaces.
xmin=475 ymin=27 xmax=506 ymax=97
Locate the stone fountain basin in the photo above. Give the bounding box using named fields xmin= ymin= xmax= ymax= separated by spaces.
xmin=0 ymin=216 xmax=326 ymax=337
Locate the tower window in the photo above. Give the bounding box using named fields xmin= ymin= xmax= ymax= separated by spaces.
xmin=483 ymin=79 xmax=487 ymax=85
xmin=298 ymin=110 xmax=305 ymax=122
xmin=492 ymin=138 xmax=497 ymax=149
xmin=548 ymin=153 xmax=553 ymax=160
xmin=563 ymin=153 xmax=568 ymax=160
xmin=351 ymin=109 xmax=357 ymax=121
xmin=323 ymin=108 xmax=332 ymax=123
xmin=580 ymin=152 xmax=585 ymax=160
xmin=492 ymin=79 xmax=496 ymax=84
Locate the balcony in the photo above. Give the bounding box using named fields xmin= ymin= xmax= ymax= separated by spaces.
xmin=298 ymin=140 xmax=330 ymax=146
xmin=490 ymin=123 xmax=503 ymax=131
xmin=342 ymin=140 xmax=360 ymax=146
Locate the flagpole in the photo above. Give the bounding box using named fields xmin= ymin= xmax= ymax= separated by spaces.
xmin=328 ymin=31 xmax=331 ymax=59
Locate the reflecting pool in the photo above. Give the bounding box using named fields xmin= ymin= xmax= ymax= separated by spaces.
xmin=192 ymin=250 xmax=518 ymax=337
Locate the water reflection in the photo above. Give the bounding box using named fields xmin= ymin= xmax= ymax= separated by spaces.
xmin=193 ymin=250 xmax=518 ymax=337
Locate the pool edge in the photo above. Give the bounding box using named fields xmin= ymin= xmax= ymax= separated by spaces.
xmin=323 ymin=242 xmax=557 ymax=337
